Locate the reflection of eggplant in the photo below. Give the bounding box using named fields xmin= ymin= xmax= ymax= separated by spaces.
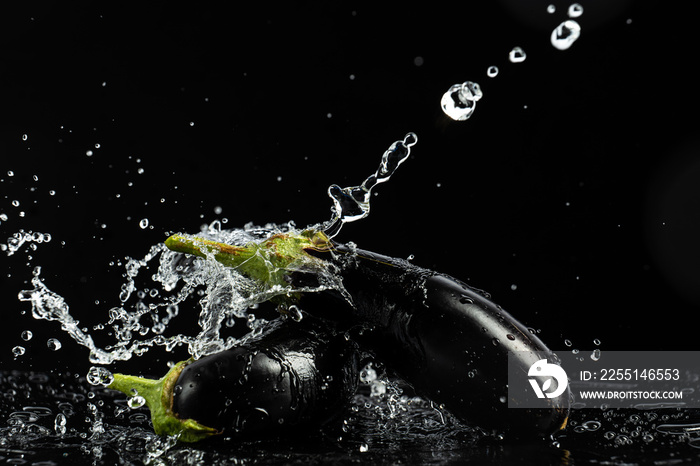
xmin=299 ymin=245 xmax=570 ymax=438
xmin=108 ymin=319 xmax=359 ymax=442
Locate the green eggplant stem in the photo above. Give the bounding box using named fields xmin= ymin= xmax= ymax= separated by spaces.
xmin=164 ymin=230 xmax=333 ymax=290
xmin=108 ymin=360 xmax=220 ymax=443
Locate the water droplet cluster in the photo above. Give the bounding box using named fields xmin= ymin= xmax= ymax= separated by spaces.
xmin=550 ymin=3 xmax=583 ymax=50
xmin=1 ymin=230 xmax=52 ymax=256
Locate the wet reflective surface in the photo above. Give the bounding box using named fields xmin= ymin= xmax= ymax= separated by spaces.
xmin=4 ymin=370 xmax=700 ymax=465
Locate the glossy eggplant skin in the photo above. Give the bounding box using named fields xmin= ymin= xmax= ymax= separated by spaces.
xmin=172 ymin=319 xmax=359 ymax=437
xmin=302 ymin=245 xmax=569 ymax=438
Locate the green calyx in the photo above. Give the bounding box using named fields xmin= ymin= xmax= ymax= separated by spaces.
xmin=164 ymin=229 xmax=334 ymax=292
xmin=108 ymin=360 xmax=219 ymax=443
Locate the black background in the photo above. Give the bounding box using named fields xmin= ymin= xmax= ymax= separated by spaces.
xmin=1 ymin=1 xmax=698 ymax=376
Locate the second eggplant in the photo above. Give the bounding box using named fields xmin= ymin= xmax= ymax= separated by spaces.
xmin=108 ymin=318 xmax=359 ymax=441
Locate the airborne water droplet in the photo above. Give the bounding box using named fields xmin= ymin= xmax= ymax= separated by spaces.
xmin=508 ymin=47 xmax=526 ymax=63
xmin=487 ymin=66 xmax=499 ymax=78
xmin=21 ymin=330 xmax=33 ymax=341
xmin=568 ymin=3 xmax=583 ymax=18
xmin=12 ymin=345 xmax=26 ymax=357
xmin=551 ymin=20 xmax=581 ymax=50
xmin=139 ymin=218 xmax=149 ymax=229
xmin=441 ymin=81 xmax=483 ymax=121
xmin=47 ymin=338 xmax=62 ymax=351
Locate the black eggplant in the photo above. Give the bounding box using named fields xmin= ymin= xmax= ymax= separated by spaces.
xmin=108 ymin=318 xmax=359 ymax=442
xmin=300 ymin=244 xmax=570 ymax=438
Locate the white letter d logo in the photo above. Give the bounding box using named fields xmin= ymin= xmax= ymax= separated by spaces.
xmin=528 ymin=359 xmax=568 ymax=399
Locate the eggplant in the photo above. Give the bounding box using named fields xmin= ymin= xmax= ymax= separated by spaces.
xmin=163 ymin=230 xmax=570 ymax=439
xmin=300 ymin=245 xmax=570 ymax=438
xmin=107 ymin=319 xmax=359 ymax=442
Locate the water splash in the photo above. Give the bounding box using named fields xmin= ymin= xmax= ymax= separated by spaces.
xmin=13 ymin=135 xmax=421 ymax=365
xmin=440 ymin=81 xmax=483 ymax=121
xmin=324 ymin=133 xmax=418 ymax=238
xmin=17 ymin=134 xmax=419 ymax=364
xmin=17 ymin=221 xmax=343 ymax=365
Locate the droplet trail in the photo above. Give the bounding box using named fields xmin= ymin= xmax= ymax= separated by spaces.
xmin=325 ymin=133 xmax=418 ymax=237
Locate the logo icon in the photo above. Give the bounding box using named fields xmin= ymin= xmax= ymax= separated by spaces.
xmin=528 ymin=359 xmax=568 ymax=399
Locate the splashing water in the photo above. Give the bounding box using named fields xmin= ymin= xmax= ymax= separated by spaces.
xmin=440 ymin=81 xmax=483 ymax=121
xmin=1 ymin=230 xmax=52 ymax=256
xmin=324 ymin=133 xmax=418 ymax=238
xmin=17 ymin=221 xmax=345 ymax=364
xmin=15 ymin=132 xmax=421 ymax=368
